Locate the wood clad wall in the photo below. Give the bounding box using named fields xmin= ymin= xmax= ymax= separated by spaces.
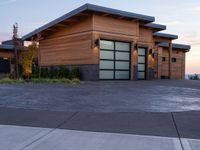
xmin=139 ymin=27 xmax=153 ymax=43
xmin=160 ymin=47 xmax=186 ymax=79
xmin=171 ymin=49 xmax=185 ymax=79
xmin=93 ymin=14 xmax=139 ymax=37
xmin=39 ymin=16 xmax=99 ymax=66
xmin=0 ymin=50 xmax=13 ymax=58
xmin=161 ymin=48 xmax=170 ymax=77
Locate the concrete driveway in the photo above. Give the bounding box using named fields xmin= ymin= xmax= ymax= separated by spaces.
xmin=0 ymin=80 xmax=200 ymax=112
xmin=0 ymin=80 xmax=200 ymax=150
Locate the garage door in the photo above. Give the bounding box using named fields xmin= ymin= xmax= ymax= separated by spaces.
xmin=99 ymin=40 xmax=130 ymax=80
xmin=0 ymin=57 xmax=10 ymax=73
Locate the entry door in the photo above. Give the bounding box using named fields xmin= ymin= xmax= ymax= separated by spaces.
xmin=0 ymin=57 xmax=10 ymax=73
xmin=137 ymin=48 xmax=146 ymax=80
xmin=99 ymin=40 xmax=130 ymax=80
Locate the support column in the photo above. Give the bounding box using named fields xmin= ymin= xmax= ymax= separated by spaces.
xmin=169 ymin=42 xmax=172 ymax=79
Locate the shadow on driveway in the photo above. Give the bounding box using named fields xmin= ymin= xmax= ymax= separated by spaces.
xmin=0 ymin=107 xmax=200 ymax=140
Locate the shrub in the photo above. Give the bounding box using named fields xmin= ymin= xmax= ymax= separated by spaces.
xmin=70 ymin=67 xmax=81 ymax=79
xmin=189 ymin=74 xmax=200 ymax=80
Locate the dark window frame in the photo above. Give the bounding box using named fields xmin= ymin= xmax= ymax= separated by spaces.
xmin=99 ymin=39 xmax=131 ymax=80
xmin=172 ymin=58 xmax=177 ymax=63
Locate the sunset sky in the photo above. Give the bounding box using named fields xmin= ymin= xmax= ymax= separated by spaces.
xmin=0 ymin=0 xmax=199 ymax=74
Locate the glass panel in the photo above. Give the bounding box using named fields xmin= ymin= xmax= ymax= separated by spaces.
xmin=100 ymin=40 xmax=114 ymax=50
xmin=115 ymin=61 xmax=129 ymax=70
xmin=115 ymin=71 xmax=129 ymax=79
xmin=138 ymin=64 xmax=145 ymax=71
xmin=138 ymin=56 xmax=145 ymax=63
xmin=138 ymin=48 xmax=146 ymax=55
xmin=100 ymin=51 xmax=114 ymax=60
xmin=115 ymin=52 xmax=130 ymax=60
xmin=100 ymin=61 xmax=114 ymax=69
xmin=115 ymin=42 xmax=130 ymax=51
xmin=100 ymin=70 xmax=114 ymax=79
xmin=138 ymin=72 xmax=145 ymax=79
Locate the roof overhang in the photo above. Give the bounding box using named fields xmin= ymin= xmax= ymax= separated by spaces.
xmin=22 ymin=3 xmax=155 ymax=41
xmin=0 ymin=44 xmax=14 ymax=51
xmin=143 ymin=23 xmax=166 ymax=32
xmin=158 ymin=42 xmax=191 ymax=52
xmin=153 ymin=32 xmax=178 ymax=40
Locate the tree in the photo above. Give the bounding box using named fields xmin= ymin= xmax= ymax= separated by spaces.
xmin=20 ymin=42 xmax=37 ymax=78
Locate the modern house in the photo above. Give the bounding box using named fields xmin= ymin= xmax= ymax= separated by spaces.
xmin=1 ymin=4 xmax=190 ymax=80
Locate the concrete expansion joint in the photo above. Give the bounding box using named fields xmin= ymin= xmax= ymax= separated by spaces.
xmin=20 ymin=112 xmax=79 ymax=150
xmin=171 ymin=112 xmax=185 ymax=150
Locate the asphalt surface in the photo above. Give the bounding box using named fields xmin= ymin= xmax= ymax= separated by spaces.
xmin=0 ymin=80 xmax=200 ymax=149
xmin=0 ymin=80 xmax=200 ymax=112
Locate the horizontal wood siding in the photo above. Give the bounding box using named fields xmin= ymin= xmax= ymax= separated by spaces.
xmin=139 ymin=27 xmax=153 ymax=43
xmin=40 ymin=32 xmax=98 ymax=66
xmin=0 ymin=50 xmax=13 ymax=58
xmin=171 ymin=50 xmax=185 ymax=79
xmin=93 ymin=14 xmax=139 ymax=37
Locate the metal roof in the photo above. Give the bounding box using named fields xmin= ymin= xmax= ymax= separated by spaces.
xmin=0 ymin=44 xmax=14 ymax=50
xmin=22 ymin=3 xmax=155 ymax=40
xmin=144 ymin=23 xmax=166 ymax=31
xmin=158 ymin=42 xmax=191 ymax=52
xmin=153 ymin=32 xmax=178 ymax=39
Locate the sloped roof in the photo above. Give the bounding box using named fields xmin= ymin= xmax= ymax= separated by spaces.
xmin=22 ymin=3 xmax=155 ymax=40
xmin=0 ymin=44 xmax=14 ymax=50
xmin=144 ymin=23 xmax=166 ymax=32
xmin=158 ymin=42 xmax=191 ymax=52
xmin=153 ymin=32 xmax=178 ymax=39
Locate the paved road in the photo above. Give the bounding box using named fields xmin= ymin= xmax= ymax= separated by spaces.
xmin=0 ymin=80 xmax=199 ymax=112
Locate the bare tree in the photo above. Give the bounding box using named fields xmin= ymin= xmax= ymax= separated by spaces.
xmin=13 ymin=23 xmax=20 ymax=79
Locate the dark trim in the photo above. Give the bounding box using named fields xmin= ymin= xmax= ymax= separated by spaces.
xmin=158 ymin=42 xmax=191 ymax=52
xmin=137 ymin=47 xmax=147 ymax=80
xmin=143 ymin=23 xmax=166 ymax=32
xmin=22 ymin=3 xmax=154 ymax=40
xmin=153 ymin=32 xmax=178 ymax=39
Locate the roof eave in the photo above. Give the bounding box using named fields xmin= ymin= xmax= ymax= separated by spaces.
xmin=22 ymin=3 xmax=155 ymax=41
xmin=153 ymin=32 xmax=178 ymax=40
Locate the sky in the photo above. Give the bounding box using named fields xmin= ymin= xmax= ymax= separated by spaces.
xmin=0 ymin=0 xmax=200 ymax=74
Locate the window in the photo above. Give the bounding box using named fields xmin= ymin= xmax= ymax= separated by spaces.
xmin=172 ymin=58 xmax=177 ymax=62
xmin=162 ymin=57 xmax=166 ymax=62
xmin=99 ymin=40 xmax=130 ymax=80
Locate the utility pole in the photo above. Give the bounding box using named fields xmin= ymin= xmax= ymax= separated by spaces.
xmin=13 ymin=23 xmax=19 ymax=79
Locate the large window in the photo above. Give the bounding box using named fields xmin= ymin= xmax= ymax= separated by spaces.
xmin=137 ymin=48 xmax=146 ymax=80
xmin=99 ymin=40 xmax=130 ymax=80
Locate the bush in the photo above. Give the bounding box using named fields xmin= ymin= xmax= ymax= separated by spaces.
xmin=189 ymin=74 xmax=200 ymax=80
xmin=70 ymin=67 xmax=81 ymax=79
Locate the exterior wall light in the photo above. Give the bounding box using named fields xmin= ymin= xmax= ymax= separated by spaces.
xmin=95 ymin=39 xmax=100 ymax=47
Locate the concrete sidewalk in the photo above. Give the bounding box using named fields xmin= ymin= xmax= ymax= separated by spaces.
xmin=0 ymin=108 xmax=199 ymax=150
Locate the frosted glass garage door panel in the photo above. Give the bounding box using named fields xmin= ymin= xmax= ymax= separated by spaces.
xmin=115 ymin=52 xmax=130 ymax=60
xmin=100 ymin=40 xmax=114 ymax=50
xmin=138 ymin=57 xmax=145 ymax=63
xmin=138 ymin=64 xmax=145 ymax=71
xmin=138 ymin=72 xmax=145 ymax=79
xmin=100 ymin=51 xmax=114 ymax=60
xmin=115 ymin=42 xmax=130 ymax=51
xmin=100 ymin=71 xmax=114 ymax=79
xmin=115 ymin=61 xmax=129 ymax=70
xmin=138 ymin=48 xmax=146 ymax=55
xmin=100 ymin=61 xmax=114 ymax=69
xmin=115 ymin=71 xmax=129 ymax=79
